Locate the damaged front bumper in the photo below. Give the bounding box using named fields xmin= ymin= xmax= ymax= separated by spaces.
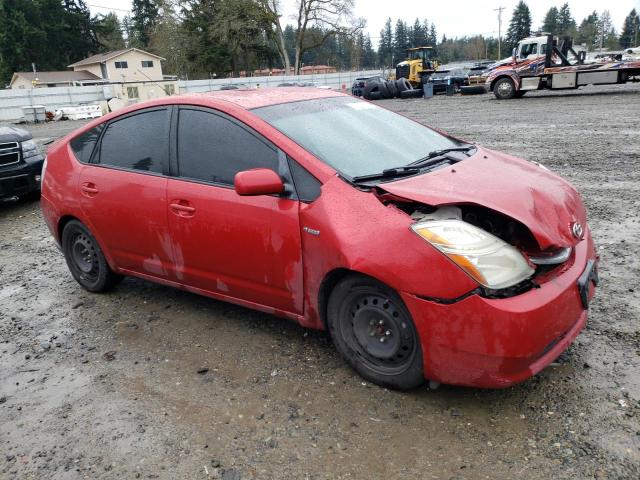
xmin=401 ymin=232 xmax=598 ymax=388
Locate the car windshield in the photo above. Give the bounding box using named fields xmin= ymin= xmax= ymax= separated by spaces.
xmin=253 ymin=97 xmax=464 ymax=178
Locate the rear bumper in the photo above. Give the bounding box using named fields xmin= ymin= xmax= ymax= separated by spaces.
xmin=401 ymin=234 xmax=598 ymax=388
xmin=0 ymin=156 xmax=44 ymax=198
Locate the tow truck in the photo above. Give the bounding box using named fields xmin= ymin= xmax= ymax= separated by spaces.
xmin=486 ymin=34 xmax=640 ymax=99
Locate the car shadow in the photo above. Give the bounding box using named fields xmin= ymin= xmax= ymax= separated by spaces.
xmin=101 ymin=273 xmax=572 ymax=405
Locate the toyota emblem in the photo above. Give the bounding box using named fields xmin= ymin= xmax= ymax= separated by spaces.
xmin=571 ymin=222 xmax=584 ymax=239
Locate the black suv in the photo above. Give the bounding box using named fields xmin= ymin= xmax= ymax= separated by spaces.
xmin=0 ymin=125 xmax=44 ymax=200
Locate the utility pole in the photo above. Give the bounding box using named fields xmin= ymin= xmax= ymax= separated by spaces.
xmin=494 ymin=6 xmax=505 ymax=59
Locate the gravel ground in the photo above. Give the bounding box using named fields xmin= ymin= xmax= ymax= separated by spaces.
xmin=1 ymin=84 xmax=639 ymax=479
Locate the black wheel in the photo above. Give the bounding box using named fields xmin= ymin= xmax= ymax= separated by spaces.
xmin=386 ymin=79 xmax=399 ymax=98
xmin=363 ymin=81 xmax=380 ymax=100
xmin=395 ymin=78 xmax=411 ymax=93
xmin=378 ymin=81 xmax=392 ymax=99
xmin=366 ymin=91 xmax=382 ymax=101
xmin=493 ymin=77 xmax=516 ymax=99
xmin=62 ymin=220 xmax=122 ymax=292
xmin=327 ymin=275 xmax=424 ymax=389
xmin=400 ymin=88 xmax=423 ymax=99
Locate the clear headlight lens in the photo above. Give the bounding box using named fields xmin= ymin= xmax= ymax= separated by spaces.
xmin=21 ymin=139 xmax=38 ymax=158
xmin=411 ymin=219 xmax=535 ymax=289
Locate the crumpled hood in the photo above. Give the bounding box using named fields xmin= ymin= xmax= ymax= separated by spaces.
xmin=0 ymin=124 xmax=31 ymax=144
xmin=380 ymin=147 xmax=586 ymax=250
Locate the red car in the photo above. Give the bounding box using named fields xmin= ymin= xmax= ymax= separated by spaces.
xmin=41 ymin=89 xmax=598 ymax=389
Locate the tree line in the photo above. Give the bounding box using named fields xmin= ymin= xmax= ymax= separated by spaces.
xmin=1 ymin=0 xmax=638 ymax=87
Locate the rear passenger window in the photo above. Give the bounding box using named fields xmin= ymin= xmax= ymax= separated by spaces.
xmin=98 ymin=109 xmax=169 ymax=174
xmin=70 ymin=125 xmax=104 ymax=163
xmin=177 ymin=108 xmax=278 ymax=185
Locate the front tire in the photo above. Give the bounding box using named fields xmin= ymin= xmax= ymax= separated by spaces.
xmin=62 ymin=220 xmax=122 ymax=292
xmin=327 ymin=275 xmax=424 ymax=389
xmin=493 ymin=77 xmax=516 ymax=99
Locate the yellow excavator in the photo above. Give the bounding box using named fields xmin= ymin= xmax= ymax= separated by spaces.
xmin=395 ymin=47 xmax=438 ymax=88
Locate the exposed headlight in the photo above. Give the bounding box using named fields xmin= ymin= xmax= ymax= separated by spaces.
xmin=21 ymin=139 xmax=38 ymax=158
xmin=411 ymin=219 xmax=535 ymax=289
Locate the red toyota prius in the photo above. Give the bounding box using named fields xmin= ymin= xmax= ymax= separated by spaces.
xmin=40 ymin=88 xmax=598 ymax=389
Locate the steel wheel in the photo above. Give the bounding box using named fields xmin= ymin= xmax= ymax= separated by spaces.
xmin=343 ymin=292 xmax=417 ymax=374
xmin=62 ymin=220 xmax=122 ymax=292
xmin=70 ymin=232 xmax=99 ymax=281
xmin=494 ymin=77 xmax=516 ymax=99
xmin=327 ymin=275 xmax=424 ymax=389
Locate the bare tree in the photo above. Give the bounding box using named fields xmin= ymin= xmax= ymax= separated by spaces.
xmin=257 ymin=0 xmax=291 ymax=73
xmin=257 ymin=0 xmax=364 ymax=74
xmin=292 ymin=0 xmax=364 ymax=74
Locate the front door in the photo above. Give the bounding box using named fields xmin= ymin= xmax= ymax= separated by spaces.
xmin=167 ymin=107 xmax=303 ymax=315
xmin=77 ymin=107 xmax=174 ymax=277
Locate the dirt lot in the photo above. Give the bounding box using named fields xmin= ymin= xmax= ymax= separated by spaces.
xmin=1 ymin=84 xmax=639 ymax=479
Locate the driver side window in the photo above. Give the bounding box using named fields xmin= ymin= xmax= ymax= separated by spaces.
xmin=520 ymin=43 xmax=538 ymax=58
xmin=176 ymin=108 xmax=279 ymax=186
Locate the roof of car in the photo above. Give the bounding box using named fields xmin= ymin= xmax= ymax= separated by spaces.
xmin=185 ymin=87 xmax=343 ymax=109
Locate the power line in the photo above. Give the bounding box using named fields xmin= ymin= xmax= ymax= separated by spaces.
xmin=86 ymin=3 xmax=131 ymax=13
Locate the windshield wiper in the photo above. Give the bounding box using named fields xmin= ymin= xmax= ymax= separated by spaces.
xmin=351 ymin=166 xmax=420 ymax=183
xmin=350 ymin=146 xmax=475 ymax=184
xmin=409 ymin=145 xmax=475 ymax=168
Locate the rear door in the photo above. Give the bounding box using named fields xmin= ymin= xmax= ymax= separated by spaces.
xmin=77 ymin=107 xmax=174 ymax=277
xmin=167 ymin=106 xmax=303 ymax=314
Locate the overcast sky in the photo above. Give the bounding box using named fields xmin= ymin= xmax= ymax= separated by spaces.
xmin=88 ymin=0 xmax=639 ymax=40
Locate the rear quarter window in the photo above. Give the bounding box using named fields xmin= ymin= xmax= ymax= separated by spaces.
xmin=70 ymin=125 xmax=104 ymax=163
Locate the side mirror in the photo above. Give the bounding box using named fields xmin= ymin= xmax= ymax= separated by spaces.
xmin=234 ymin=168 xmax=284 ymax=196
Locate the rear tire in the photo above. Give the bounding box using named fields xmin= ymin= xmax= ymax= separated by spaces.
xmin=327 ymin=274 xmax=424 ymax=390
xmin=62 ymin=220 xmax=122 ymax=292
xmin=493 ymin=77 xmax=516 ymax=99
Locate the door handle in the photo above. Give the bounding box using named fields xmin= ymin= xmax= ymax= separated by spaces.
xmin=170 ymin=201 xmax=196 ymax=216
xmin=80 ymin=182 xmax=99 ymax=196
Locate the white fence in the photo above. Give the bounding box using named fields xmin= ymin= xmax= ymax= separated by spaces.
xmin=0 ymin=85 xmax=107 ymax=122
xmin=0 ymin=70 xmax=383 ymax=122
xmin=177 ymin=70 xmax=382 ymax=93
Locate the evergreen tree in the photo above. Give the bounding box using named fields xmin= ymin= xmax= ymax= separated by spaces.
xmin=505 ymin=1 xmax=532 ymax=51
xmin=131 ymin=0 xmax=160 ymax=48
xmin=576 ymin=11 xmax=599 ymax=50
xmin=541 ymin=7 xmax=559 ymax=35
xmin=557 ymin=3 xmax=576 ymax=37
xmin=410 ymin=18 xmax=426 ymax=48
xmin=620 ymin=9 xmax=639 ymax=49
xmin=378 ymin=17 xmax=393 ymax=67
xmin=95 ymin=12 xmax=126 ymax=52
xmin=362 ymin=34 xmax=376 ymax=68
xmin=429 ymin=24 xmax=437 ymax=47
xmin=393 ymin=20 xmax=410 ymax=63
xmin=0 ymin=0 xmax=100 ymax=85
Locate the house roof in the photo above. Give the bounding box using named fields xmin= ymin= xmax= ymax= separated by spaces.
xmin=11 ymin=70 xmax=104 ymax=85
xmin=68 ymin=48 xmax=166 ymax=68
